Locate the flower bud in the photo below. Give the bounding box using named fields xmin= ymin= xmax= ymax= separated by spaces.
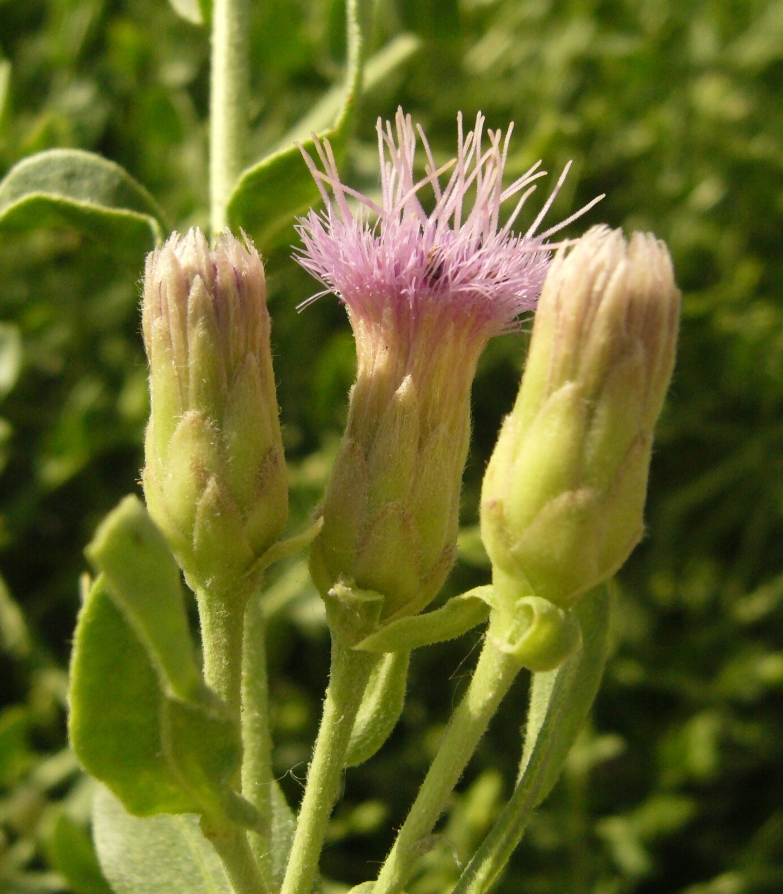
xmin=141 ymin=229 xmax=288 ymax=591
xmin=481 ymin=225 xmax=680 ymax=611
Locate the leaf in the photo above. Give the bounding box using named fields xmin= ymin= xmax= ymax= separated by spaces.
xmin=0 ymin=60 xmax=10 ymax=124
xmin=0 ymin=323 xmax=22 ymax=401
xmin=69 ymin=575 xmax=247 ymax=823
xmin=345 ymin=650 xmax=410 ymax=767
xmin=93 ymin=785 xmax=231 ymax=894
xmin=167 ymin=0 xmax=207 ymax=25
xmin=269 ymin=781 xmax=296 ymax=888
xmin=46 ymin=810 xmax=114 ymax=894
xmin=226 ymin=0 xmax=366 ymax=250
xmin=0 ymin=149 xmax=166 ymax=258
xmin=70 ymin=575 xmax=207 ymax=814
xmin=85 ymin=495 xmax=203 ymax=703
xmin=451 ymin=585 xmax=613 ymax=894
xmin=353 ymin=588 xmax=492 ymax=653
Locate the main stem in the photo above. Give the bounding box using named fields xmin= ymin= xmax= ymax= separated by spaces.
xmin=210 ymin=0 xmax=251 ymax=234
xmin=372 ymin=635 xmax=523 ymax=894
xmin=280 ymin=642 xmax=378 ymax=894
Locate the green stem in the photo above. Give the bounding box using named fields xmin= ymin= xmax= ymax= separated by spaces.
xmin=196 ymin=586 xmax=247 ymax=716
xmin=210 ymin=0 xmax=250 ymax=234
xmin=204 ymin=818 xmax=270 ymax=894
xmin=280 ymin=642 xmax=378 ymax=894
xmin=242 ymin=593 xmax=275 ymax=890
xmin=372 ymin=633 xmax=523 ymax=894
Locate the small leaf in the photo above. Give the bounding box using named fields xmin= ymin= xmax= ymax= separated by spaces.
xmin=270 ymin=781 xmax=296 ymax=888
xmin=46 ymin=810 xmax=113 ymax=894
xmin=345 ymin=650 xmax=410 ymax=766
xmin=226 ymin=0 xmax=365 ymax=250
xmin=85 ymin=495 xmax=203 ymax=703
xmin=354 ymin=588 xmax=492 ymax=653
xmin=93 ymin=785 xmax=231 ymax=894
xmin=70 ymin=576 xmax=205 ymax=815
xmin=0 ymin=149 xmax=166 ymax=257
xmin=69 ymin=575 xmax=248 ymax=824
xmin=167 ymin=0 xmax=204 ymax=25
xmin=0 ymin=323 xmax=22 ymax=401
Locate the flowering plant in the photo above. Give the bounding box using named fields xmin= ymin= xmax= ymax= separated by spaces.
xmin=0 ymin=2 xmax=680 ymax=894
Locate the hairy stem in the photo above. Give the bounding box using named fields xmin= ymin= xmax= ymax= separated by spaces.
xmin=204 ymin=818 xmax=270 ymax=894
xmin=210 ymin=0 xmax=250 ymax=233
xmin=280 ymin=642 xmax=378 ymax=894
xmin=242 ymin=594 xmax=275 ymax=889
xmin=372 ymin=634 xmax=523 ymax=894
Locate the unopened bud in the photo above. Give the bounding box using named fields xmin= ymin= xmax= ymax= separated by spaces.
xmin=481 ymin=225 xmax=680 ymax=610
xmin=141 ymin=229 xmax=288 ymax=590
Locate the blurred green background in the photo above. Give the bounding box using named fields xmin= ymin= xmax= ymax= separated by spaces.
xmin=1 ymin=0 xmax=782 ymax=892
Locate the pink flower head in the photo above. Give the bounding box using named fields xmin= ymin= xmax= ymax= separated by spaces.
xmin=296 ymin=109 xmax=601 ymax=443
xmin=296 ymin=111 xmax=602 ymax=623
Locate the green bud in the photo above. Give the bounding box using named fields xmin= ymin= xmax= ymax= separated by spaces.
xmin=481 ymin=226 xmax=680 ymax=611
xmin=141 ymin=229 xmax=288 ymax=591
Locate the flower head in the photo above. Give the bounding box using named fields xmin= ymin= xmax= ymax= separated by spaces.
xmin=142 ymin=229 xmax=288 ymax=592
xmin=296 ymin=109 xmax=599 ymax=630
xmin=481 ymin=225 xmax=680 ymax=612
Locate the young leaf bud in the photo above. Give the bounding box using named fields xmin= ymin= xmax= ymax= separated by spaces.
xmin=141 ymin=229 xmax=288 ymax=591
xmin=481 ymin=225 xmax=680 ymax=612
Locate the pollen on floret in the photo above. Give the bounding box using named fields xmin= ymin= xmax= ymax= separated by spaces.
xmin=294 ymin=108 xmax=602 ymax=343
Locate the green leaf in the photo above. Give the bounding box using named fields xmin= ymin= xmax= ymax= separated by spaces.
xmin=0 ymin=149 xmax=166 ymax=257
xmin=85 ymin=495 xmax=203 ymax=703
xmin=46 ymin=810 xmax=113 ymax=894
xmin=270 ymin=781 xmax=296 ymax=888
xmin=353 ymin=588 xmax=492 ymax=653
xmin=451 ymin=585 xmax=613 ymax=894
xmin=0 ymin=60 xmax=10 ymax=124
xmin=93 ymin=785 xmax=231 ymax=894
xmin=226 ymin=0 xmax=365 ymax=250
xmin=345 ymin=650 xmax=410 ymax=767
xmin=70 ymin=575 xmax=207 ymax=815
xmin=69 ymin=575 xmax=248 ymax=823
xmin=0 ymin=323 xmax=22 ymax=401
xmin=167 ymin=0 xmax=206 ymax=25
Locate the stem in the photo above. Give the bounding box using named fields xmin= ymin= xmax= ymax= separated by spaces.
xmin=196 ymin=586 xmax=248 ymax=715
xmin=280 ymin=642 xmax=378 ymax=894
xmin=242 ymin=593 xmax=275 ymax=889
xmin=210 ymin=0 xmax=251 ymax=234
xmin=372 ymin=635 xmax=523 ymax=894
xmin=204 ymin=819 xmax=270 ymax=894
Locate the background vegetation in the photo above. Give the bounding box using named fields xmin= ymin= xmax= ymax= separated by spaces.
xmin=1 ymin=0 xmax=782 ymax=892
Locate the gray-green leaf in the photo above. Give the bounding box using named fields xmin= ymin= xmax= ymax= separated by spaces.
xmin=345 ymin=650 xmax=410 ymax=767
xmin=354 ymin=588 xmax=492 ymax=653
xmin=0 ymin=149 xmax=166 ymax=257
xmin=93 ymin=785 xmax=231 ymax=894
xmin=85 ymin=495 xmax=203 ymax=704
xmin=226 ymin=0 xmax=365 ymax=250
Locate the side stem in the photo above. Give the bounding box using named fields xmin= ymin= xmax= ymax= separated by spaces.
xmin=280 ymin=642 xmax=378 ymax=894
xmin=242 ymin=593 xmax=275 ymax=889
xmin=372 ymin=635 xmax=523 ymax=894
xmin=210 ymin=0 xmax=251 ymax=234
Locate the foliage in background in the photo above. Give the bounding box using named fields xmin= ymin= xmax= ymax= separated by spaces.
xmin=0 ymin=0 xmax=782 ymax=892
